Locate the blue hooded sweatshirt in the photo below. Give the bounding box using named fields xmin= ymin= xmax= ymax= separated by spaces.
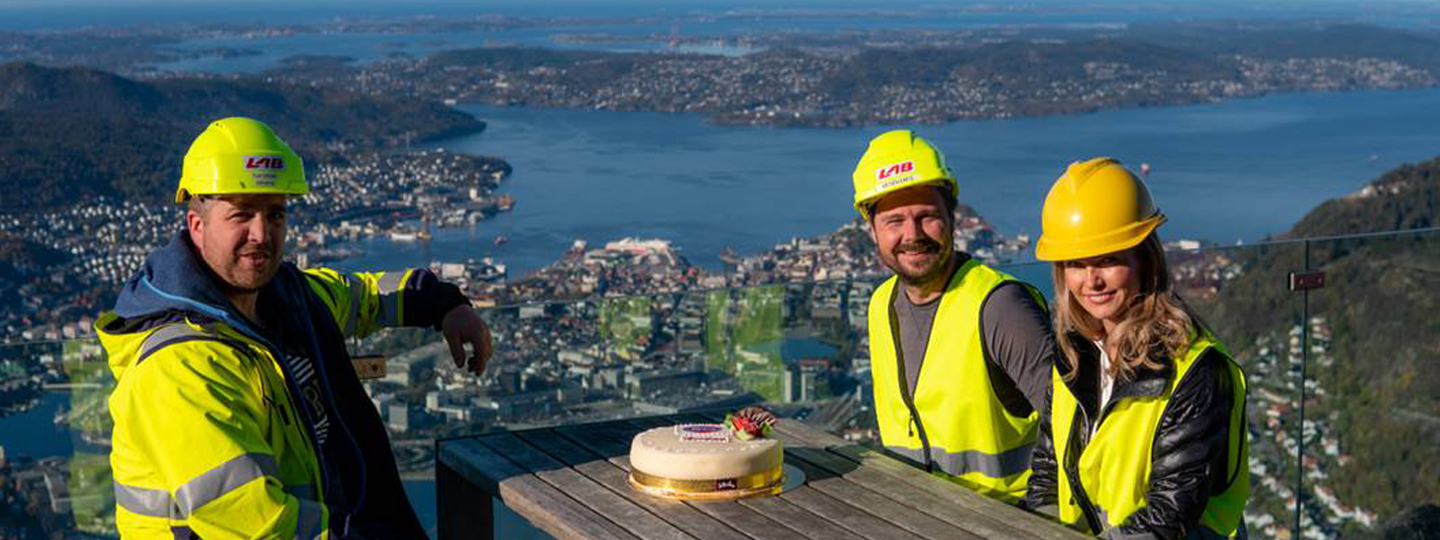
xmin=105 ymin=230 xmax=451 ymax=538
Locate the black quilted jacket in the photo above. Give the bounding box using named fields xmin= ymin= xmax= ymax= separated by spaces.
xmin=1025 ymin=334 xmax=1241 ymax=540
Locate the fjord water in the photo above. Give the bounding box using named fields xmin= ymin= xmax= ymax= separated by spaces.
xmin=331 ymin=87 xmax=1440 ymax=275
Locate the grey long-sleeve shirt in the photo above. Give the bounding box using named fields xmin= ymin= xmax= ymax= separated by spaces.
xmin=892 ymin=267 xmax=1056 ymax=418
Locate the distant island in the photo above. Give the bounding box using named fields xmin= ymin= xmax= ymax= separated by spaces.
xmin=3 ymin=16 xmax=1440 ymax=127
xmin=263 ymin=22 xmax=1440 ymax=127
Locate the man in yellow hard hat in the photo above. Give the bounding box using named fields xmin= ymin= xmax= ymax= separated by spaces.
xmin=97 ymin=117 xmax=493 ymax=538
xmin=853 ymin=130 xmax=1055 ymax=504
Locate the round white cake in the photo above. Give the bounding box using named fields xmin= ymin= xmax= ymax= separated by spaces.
xmin=628 ymin=424 xmax=784 ymax=500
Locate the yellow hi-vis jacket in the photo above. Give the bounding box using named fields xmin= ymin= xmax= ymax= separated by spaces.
xmin=99 ymin=266 xmax=434 ymax=539
xmin=869 ymin=258 xmax=1041 ymax=503
xmin=1051 ymin=332 xmax=1249 ymax=538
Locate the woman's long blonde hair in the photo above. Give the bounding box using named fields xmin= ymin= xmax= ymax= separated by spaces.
xmin=1052 ymin=234 xmax=1197 ymax=382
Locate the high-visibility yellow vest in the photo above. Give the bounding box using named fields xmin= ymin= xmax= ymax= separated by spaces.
xmin=99 ymin=266 xmax=424 ymax=539
xmin=1052 ymin=332 xmax=1249 ymax=536
xmin=100 ymin=315 xmax=330 ymax=539
xmin=869 ymin=258 xmax=1041 ymax=503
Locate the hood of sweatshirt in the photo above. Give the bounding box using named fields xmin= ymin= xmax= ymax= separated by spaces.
xmin=96 ymin=229 xmax=277 ymax=382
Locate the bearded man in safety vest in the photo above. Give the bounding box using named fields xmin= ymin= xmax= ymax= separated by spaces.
xmin=854 ymin=130 xmax=1055 ymax=504
xmin=97 ymin=117 xmax=493 ymax=538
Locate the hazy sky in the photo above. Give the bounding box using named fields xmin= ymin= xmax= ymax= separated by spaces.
xmin=1 ymin=0 xmax=1422 ymax=8
xmin=0 ymin=0 xmax=1430 ymax=32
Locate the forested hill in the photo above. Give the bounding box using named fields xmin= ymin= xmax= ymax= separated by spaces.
xmin=1131 ymin=22 xmax=1440 ymax=73
xmin=0 ymin=62 xmax=486 ymax=210
xmin=819 ymin=38 xmax=1240 ymax=106
xmin=1194 ymin=156 xmax=1440 ymax=523
xmin=1203 ymin=153 xmax=1440 ymax=359
xmin=1285 ymin=156 xmax=1440 ymax=239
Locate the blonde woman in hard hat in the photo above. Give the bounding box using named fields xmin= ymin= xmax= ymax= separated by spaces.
xmin=1024 ymin=158 xmax=1249 ymax=539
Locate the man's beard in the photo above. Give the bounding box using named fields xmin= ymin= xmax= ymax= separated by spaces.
xmin=219 ymin=246 xmax=281 ymax=293
xmin=889 ymin=238 xmax=952 ymax=287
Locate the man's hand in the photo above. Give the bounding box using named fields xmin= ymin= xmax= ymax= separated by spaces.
xmin=441 ymin=305 xmax=493 ymax=375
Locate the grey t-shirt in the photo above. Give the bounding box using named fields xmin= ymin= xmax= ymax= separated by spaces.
xmin=893 ymin=286 xmax=942 ymax=398
xmin=890 ymin=272 xmax=1056 ymax=417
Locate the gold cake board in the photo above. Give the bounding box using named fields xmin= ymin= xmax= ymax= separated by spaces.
xmin=629 ymin=464 xmax=806 ymax=501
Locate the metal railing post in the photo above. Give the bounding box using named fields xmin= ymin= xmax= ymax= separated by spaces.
xmin=1285 ymin=240 xmax=1324 ymax=537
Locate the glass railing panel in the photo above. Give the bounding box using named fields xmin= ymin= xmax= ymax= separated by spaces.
xmin=0 ymin=337 xmax=116 ymax=538
xmin=1176 ymin=241 xmax=1306 ymax=540
xmin=9 ymin=231 xmax=1435 ymax=539
xmin=1295 ymin=230 xmax=1440 ymax=539
xmin=689 ymin=281 xmax=874 ymax=430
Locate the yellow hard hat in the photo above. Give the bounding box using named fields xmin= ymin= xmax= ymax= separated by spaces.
xmin=851 ymin=130 xmax=956 ymax=221
xmin=175 ymin=117 xmax=308 ymax=204
xmin=1035 ymin=157 xmax=1165 ymax=261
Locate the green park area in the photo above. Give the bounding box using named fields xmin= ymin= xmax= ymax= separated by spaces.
xmin=62 ymin=340 xmax=113 ymax=438
xmin=733 ymin=286 xmax=784 ymax=348
xmin=704 ymin=285 xmax=787 ymax=374
xmin=69 ymin=452 xmax=116 ymax=535
xmin=704 ymin=290 xmax=733 ymax=372
xmin=704 ymin=286 xmax=789 ymax=401
xmin=599 ymin=296 xmax=653 ymax=361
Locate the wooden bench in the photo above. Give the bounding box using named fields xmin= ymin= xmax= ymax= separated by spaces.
xmin=436 ymin=412 xmax=1088 ymax=540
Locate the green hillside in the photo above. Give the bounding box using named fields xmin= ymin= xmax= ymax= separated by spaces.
xmin=0 ymin=62 xmax=486 ymax=209
xmin=1191 ymin=156 xmax=1440 ymax=530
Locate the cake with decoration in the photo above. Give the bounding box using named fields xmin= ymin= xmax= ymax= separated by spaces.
xmin=628 ymin=407 xmax=784 ymax=500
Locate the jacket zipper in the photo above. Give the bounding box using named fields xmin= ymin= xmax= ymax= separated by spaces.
xmin=260 ymin=341 xmax=331 ymax=501
xmin=140 ymin=275 xmax=342 ymax=528
xmin=222 ymin=323 xmax=336 ymax=525
xmin=1063 ymin=373 xmax=1105 ymax=533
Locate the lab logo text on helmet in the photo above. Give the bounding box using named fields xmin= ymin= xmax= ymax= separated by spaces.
xmin=244 ymin=156 xmax=286 ymax=170
xmin=876 ymin=161 xmax=915 ymax=180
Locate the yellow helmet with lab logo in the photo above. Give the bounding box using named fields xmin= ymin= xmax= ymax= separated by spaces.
xmin=1035 ymin=157 xmax=1165 ymax=261
xmin=175 ymin=117 xmax=308 ymax=204
xmin=851 ymin=130 xmax=956 ymax=221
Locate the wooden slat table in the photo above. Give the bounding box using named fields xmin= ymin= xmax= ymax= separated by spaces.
xmin=436 ymin=413 xmax=1088 ymax=540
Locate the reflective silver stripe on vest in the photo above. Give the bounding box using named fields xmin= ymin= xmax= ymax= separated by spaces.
xmin=295 ymin=496 xmax=326 ymax=540
xmin=116 ymin=479 xmax=324 ymax=536
xmin=174 ymin=452 xmax=280 ymax=516
xmin=376 ymin=270 xmax=407 ymax=327
xmin=343 ymin=275 xmax=366 ymax=336
xmin=1101 ymin=526 xmax=1158 ymax=540
xmin=114 ymin=482 xmax=179 ymax=518
xmin=885 ymin=442 xmax=1034 ymax=479
xmin=115 ymin=454 xmax=293 ymax=519
xmin=376 ymin=270 xmax=406 ymax=294
xmin=137 ymin=324 xmax=212 ymax=362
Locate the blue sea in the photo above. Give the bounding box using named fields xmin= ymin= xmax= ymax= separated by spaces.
xmin=327 ymin=87 xmax=1440 ymax=277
